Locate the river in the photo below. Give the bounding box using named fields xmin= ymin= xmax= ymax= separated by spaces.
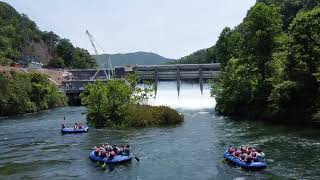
xmin=0 ymin=81 xmax=320 ymax=180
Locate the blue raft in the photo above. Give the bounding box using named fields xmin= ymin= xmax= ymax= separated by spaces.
xmin=61 ymin=127 xmax=89 ymax=134
xmin=89 ymin=151 xmax=132 ymax=164
xmin=223 ymin=150 xmax=267 ymax=169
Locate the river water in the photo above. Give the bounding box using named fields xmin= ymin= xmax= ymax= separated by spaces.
xmin=0 ymin=82 xmax=320 ymax=180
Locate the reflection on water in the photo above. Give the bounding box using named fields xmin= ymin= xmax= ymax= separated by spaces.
xmin=0 ymin=82 xmax=319 ymax=180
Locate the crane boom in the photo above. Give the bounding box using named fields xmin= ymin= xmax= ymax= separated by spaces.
xmin=85 ymin=30 xmax=99 ymax=55
xmin=85 ymin=30 xmax=112 ymax=79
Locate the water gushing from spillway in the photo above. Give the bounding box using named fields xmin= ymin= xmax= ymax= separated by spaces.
xmin=149 ymin=81 xmax=215 ymax=110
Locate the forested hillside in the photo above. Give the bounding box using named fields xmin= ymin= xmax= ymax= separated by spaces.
xmin=0 ymin=1 xmax=96 ymax=69
xmin=178 ymin=0 xmax=319 ymax=65
xmin=171 ymin=47 xmax=216 ymax=64
xmin=97 ymin=52 xmax=174 ymax=67
xmin=212 ymin=0 xmax=320 ymax=124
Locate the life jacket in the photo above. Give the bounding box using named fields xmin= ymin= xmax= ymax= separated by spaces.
xmin=241 ymin=154 xmax=246 ymax=160
xmin=101 ymin=150 xmax=107 ymax=158
xmin=252 ymin=152 xmax=256 ymax=157
xmin=108 ymin=151 xmax=115 ymax=159
xmin=110 ymin=151 xmax=115 ymax=156
xmin=229 ymin=149 xmax=235 ymax=154
xmin=235 ymin=150 xmax=241 ymax=157
xmin=94 ymin=148 xmax=99 ymax=156
xmin=246 ymin=155 xmax=253 ymax=163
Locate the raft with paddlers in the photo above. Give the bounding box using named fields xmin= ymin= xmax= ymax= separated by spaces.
xmin=89 ymin=144 xmax=140 ymax=167
xmin=61 ymin=127 xmax=89 ymax=134
xmin=89 ymin=150 xmax=132 ymax=164
xmin=61 ymin=123 xmax=89 ymax=134
xmin=224 ymin=145 xmax=267 ymax=169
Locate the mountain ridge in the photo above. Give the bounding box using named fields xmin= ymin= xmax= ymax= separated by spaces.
xmin=96 ymin=51 xmax=175 ymax=67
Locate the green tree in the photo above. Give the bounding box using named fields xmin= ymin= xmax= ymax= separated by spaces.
xmin=242 ymin=2 xmax=283 ymax=82
xmin=0 ymin=70 xmax=66 ymax=116
xmin=41 ymin=31 xmax=60 ymax=56
xmin=269 ymin=7 xmax=320 ymax=122
xmin=174 ymin=47 xmax=216 ymax=64
xmin=213 ymin=58 xmax=258 ymax=116
xmin=213 ymin=2 xmax=283 ymax=119
xmin=81 ymin=77 xmax=183 ymax=128
xmin=71 ymin=48 xmax=96 ymax=69
xmin=215 ymin=27 xmax=242 ymax=69
xmin=0 ymin=2 xmax=96 ymax=68
xmin=81 ymin=78 xmax=149 ymax=127
xmin=257 ymin=0 xmax=320 ymax=30
xmin=56 ymin=39 xmax=74 ymax=67
xmin=47 ymin=57 xmax=65 ymax=68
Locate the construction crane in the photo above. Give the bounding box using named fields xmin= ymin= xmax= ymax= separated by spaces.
xmin=85 ymin=30 xmax=113 ymax=79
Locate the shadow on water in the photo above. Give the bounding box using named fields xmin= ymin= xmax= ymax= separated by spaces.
xmin=0 ymin=82 xmax=319 ymax=179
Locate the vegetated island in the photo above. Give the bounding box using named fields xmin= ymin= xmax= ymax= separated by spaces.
xmin=81 ymin=74 xmax=184 ymax=128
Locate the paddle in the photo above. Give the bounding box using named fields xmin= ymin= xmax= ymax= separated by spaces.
xmin=101 ymin=161 xmax=107 ymax=170
xmin=132 ymin=153 xmax=140 ymax=162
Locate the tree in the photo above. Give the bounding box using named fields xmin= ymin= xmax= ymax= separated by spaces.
xmin=81 ymin=75 xmax=155 ymax=128
xmin=269 ymin=7 xmax=320 ymax=122
xmin=212 ymin=2 xmax=284 ymax=119
xmin=81 ymin=80 xmax=137 ymax=127
xmin=0 ymin=71 xmax=66 ymax=116
xmin=47 ymin=57 xmax=65 ymax=68
xmin=174 ymin=47 xmax=216 ymax=64
xmin=0 ymin=2 xmax=97 ymax=68
xmin=215 ymin=27 xmax=242 ymax=69
xmin=213 ymin=58 xmax=258 ymax=116
xmin=56 ymin=39 xmax=74 ymax=67
xmin=257 ymin=0 xmax=320 ymax=31
xmin=242 ymin=2 xmax=283 ymax=82
xmin=71 ymin=48 xmax=96 ymax=69
xmin=41 ymin=31 xmax=60 ymax=56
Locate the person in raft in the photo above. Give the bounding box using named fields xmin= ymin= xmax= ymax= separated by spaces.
xmin=70 ymin=123 xmax=85 ymax=130
xmin=228 ymin=145 xmax=265 ymax=163
xmin=78 ymin=123 xmax=84 ymax=129
xmin=73 ymin=123 xmax=78 ymax=129
xmin=94 ymin=144 xmax=131 ymax=159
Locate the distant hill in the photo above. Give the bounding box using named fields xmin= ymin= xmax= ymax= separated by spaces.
xmin=96 ymin=52 xmax=175 ymax=68
xmin=170 ymin=47 xmax=216 ymax=64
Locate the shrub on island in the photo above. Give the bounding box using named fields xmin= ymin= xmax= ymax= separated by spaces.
xmin=81 ymin=75 xmax=184 ymax=128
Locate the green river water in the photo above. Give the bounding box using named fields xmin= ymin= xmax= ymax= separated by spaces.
xmin=0 ymin=82 xmax=319 ymax=180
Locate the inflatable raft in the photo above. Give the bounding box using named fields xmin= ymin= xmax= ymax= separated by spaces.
xmin=223 ymin=150 xmax=267 ymax=169
xmin=61 ymin=127 xmax=89 ymax=134
xmin=89 ymin=151 xmax=132 ymax=164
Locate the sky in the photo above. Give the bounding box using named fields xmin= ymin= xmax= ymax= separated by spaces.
xmin=3 ymin=0 xmax=256 ymax=59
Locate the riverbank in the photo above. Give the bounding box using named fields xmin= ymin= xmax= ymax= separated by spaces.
xmin=0 ymin=70 xmax=66 ymax=117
